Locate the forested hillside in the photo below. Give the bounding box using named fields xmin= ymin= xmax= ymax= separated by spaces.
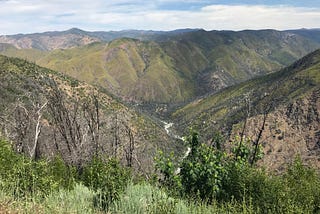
xmin=0 ymin=55 xmax=179 ymax=174
xmin=173 ymin=49 xmax=320 ymax=171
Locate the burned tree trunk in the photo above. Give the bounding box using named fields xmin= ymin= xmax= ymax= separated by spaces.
xmin=83 ymin=94 xmax=100 ymax=158
xmin=46 ymin=81 xmax=84 ymax=163
xmin=112 ymin=113 xmax=120 ymax=158
xmin=29 ymin=101 xmax=47 ymax=160
xmin=14 ymin=104 xmax=30 ymax=153
xmin=124 ymin=124 xmax=135 ymax=167
xmin=250 ymin=104 xmax=272 ymax=166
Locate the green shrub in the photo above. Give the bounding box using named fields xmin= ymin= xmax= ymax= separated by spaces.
xmin=80 ymin=157 xmax=131 ymax=210
xmin=156 ymin=131 xmax=226 ymax=201
xmin=43 ymin=183 xmax=95 ymax=214
xmin=0 ymin=139 xmax=19 ymax=179
xmin=220 ymin=156 xmax=320 ymax=213
xmin=180 ymin=141 xmax=225 ymax=201
xmin=155 ymin=150 xmax=181 ymax=191
xmin=240 ymin=168 xmax=287 ymax=213
xmin=0 ymin=139 xmax=75 ymax=199
xmin=110 ymin=183 xmax=178 ymax=214
xmin=283 ymin=157 xmax=320 ymax=213
xmin=231 ymin=135 xmax=263 ymax=166
xmin=48 ymin=156 xmax=75 ymax=190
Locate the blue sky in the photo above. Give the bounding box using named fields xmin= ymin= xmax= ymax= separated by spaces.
xmin=158 ymin=0 xmax=320 ymax=10
xmin=0 ymin=0 xmax=319 ymax=34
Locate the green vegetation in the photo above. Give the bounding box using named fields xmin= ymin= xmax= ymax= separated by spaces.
xmin=1 ymin=129 xmax=320 ymax=213
xmin=155 ymin=131 xmax=320 ymax=213
xmin=0 ymin=138 xmax=129 ymax=213
xmin=80 ymin=157 xmax=131 ymax=210
xmin=155 ymin=131 xmax=262 ymax=201
xmin=36 ymin=39 xmax=195 ymax=103
xmin=0 ymin=138 xmax=74 ymax=199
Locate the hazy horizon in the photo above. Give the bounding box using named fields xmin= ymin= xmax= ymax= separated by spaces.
xmin=2 ymin=27 xmax=320 ymax=36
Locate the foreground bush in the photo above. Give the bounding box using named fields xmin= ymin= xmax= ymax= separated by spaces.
xmin=1 ymin=133 xmax=320 ymax=213
xmin=43 ymin=183 xmax=96 ymax=213
xmin=0 ymin=139 xmax=74 ymax=198
xmin=156 ymin=132 xmax=320 ymax=213
xmin=180 ymin=132 xmax=225 ymax=201
xmin=283 ymin=157 xmax=320 ymax=213
xmin=79 ymin=157 xmax=131 ymax=210
xmin=109 ymin=183 xmax=258 ymax=214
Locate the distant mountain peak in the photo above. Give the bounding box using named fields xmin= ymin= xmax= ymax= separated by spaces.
xmin=65 ymin=28 xmax=86 ymax=34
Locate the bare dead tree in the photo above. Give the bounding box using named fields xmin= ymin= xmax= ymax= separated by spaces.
xmin=2 ymin=94 xmax=48 ymax=160
xmin=250 ymin=103 xmax=273 ymax=166
xmin=14 ymin=104 xmax=30 ymax=153
xmin=112 ymin=113 xmax=120 ymax=158
xmin=235 ymin=95 xmax=251 ymax=159
xmin=46 ymin=81 xmax=83 ymax=162
xmin=124 ymin=124 xmax=135 ymax=167
xmin=83 ymin=94 xmax=100 ymax=158
xmin=240 ymin=96 xmax=251 ymax=142
xmin=47 ymin=87 xmax=72 ymax=154
xmin=28 ymin=101 xmax=47 ymax=160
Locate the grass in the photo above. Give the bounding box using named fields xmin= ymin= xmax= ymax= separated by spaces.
xmin=0 ymin=170 xmax=317 ymax=213
xmin=0 ymin=182 xmax=257 ymax=214
xmin=0 ymin=184 xmax=96 ymax=214
xmin=109 ymin=183 xmax=258 ymax=214
xmin=43 ymin=184 xmax=96 ymax=214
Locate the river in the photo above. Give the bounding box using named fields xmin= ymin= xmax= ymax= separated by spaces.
xmin=161 ymin=121 xmax=191 ymax=174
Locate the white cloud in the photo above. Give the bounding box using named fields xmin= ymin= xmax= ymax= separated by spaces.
xmin=0 ymin=1 xmax=319 ymax=34
xmin=199 ymin=5 xmax=320 ymax=30
xmin=91 ymin=5 xmax=320 ymax=31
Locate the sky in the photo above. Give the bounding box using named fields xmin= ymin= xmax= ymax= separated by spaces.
xmin=0 ymin=0 xmax=319 ymax=35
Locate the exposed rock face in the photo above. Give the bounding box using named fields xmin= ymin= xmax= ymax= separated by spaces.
xmin=232 ymin=89 xmax=320 ymax=172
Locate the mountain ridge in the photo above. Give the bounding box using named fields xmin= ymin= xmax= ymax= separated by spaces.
xmin=0 ymin=28 xmax=201 ymax=50
xmin=1 ymin=28 xmax=320 ymax=50
xmin=26 ymin=29 xmax=320 ymax=104
xmin=0 ymin=28 xmax=319 ymax=113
